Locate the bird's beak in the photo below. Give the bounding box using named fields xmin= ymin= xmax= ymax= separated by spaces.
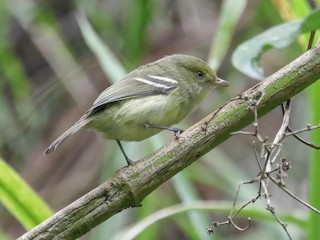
xmin=214 ymin=77 xmax=229 ymax=87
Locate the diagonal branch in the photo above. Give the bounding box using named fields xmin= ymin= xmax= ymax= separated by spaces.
xmin=19 ymin=46 xmax=320 ymax=240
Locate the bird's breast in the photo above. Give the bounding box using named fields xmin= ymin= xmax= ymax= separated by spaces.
xmin=87 ymin=92 xmax=193 ymax=141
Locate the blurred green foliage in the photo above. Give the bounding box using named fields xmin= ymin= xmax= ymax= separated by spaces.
xmin=0 ymin=0 xmax=319 ymax=239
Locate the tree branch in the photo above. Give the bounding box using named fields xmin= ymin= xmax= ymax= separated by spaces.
xmin=19 ymin=46 xmax=320 ymax=240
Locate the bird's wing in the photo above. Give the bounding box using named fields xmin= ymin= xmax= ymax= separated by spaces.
xmin=87 ymin=75 xmax=178 ymax=116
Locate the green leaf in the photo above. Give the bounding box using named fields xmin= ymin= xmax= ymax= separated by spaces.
xmin=232 ymin=8 xmax=320 ymax=80
xmin=0 ymin=157 xmax=53 ymax=230
xmin=301 ymin=9 xmax=320 ymax=32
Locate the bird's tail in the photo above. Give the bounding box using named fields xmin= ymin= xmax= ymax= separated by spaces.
xmin=44 ymin=117 xmax=91 ymax=155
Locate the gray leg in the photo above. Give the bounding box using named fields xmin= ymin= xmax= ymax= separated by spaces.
xmin=116 ymin=140 xmax=133 ymax=165
xmin=146 ymin=123 xmax=184 ymax=139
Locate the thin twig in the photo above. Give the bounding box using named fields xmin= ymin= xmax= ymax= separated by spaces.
xmin=285 ymin=124 xmax=320 ymax=137
xmin=269 ymin=175 xmax=320 ymax=214
xmin=230 ymin=179 xmax=259 ymax=217
xmin=282 ymin=103 xmax=320 ymax=149
xmin=252 ymin=142 xmax=263 ymax=171
xmin=222 ymin=93 xmax=320 ymax=240
xmin=231 ymin=194 xmax=260 ymax=219
xmin=228 ymin=216 xmax=251 ymax=231
xmin=266 ymin=204 xmax=292 ymax=240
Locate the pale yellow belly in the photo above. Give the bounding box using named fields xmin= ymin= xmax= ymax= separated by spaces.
xmin=86 ymin=94 xmax=192 ymax=141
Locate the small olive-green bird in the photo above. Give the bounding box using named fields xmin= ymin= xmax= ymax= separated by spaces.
xmin=44 ymin=54 xmax=229 ymax=165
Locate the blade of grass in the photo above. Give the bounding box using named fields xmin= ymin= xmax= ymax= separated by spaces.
xmin=0 ymin=157 xmax=53 ymax=230
xmin=308 ymin=80 xmax=320 ymax=240
xmin=208 ymin=0 xmax=247 ymax=69
xmin=112 ymin=200 xmax=307 ymax=240
xmin=123 ymin=0 xmax=153 ymax=68
xmin=135 ymin=193 xmax=162 ymax=240
xmin=172 ymin=172 xmax=211 ymax=240
xmin=76 ymin=10 xmax=127 ymax=83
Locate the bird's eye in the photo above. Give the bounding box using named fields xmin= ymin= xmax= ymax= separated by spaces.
xmin=196 ymin=71 xmax=204 ymax=79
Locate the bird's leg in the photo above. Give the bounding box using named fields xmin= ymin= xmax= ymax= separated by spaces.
xmin=116 ymin=140 xmax=134 ymax=165
xmin=146 ymin=123 xmax=184 ymax=139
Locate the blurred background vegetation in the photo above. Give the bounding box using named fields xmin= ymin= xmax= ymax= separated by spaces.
xmin=0 ymin=0 xmax=319 ymax=239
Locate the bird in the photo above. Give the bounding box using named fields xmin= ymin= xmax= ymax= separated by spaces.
xmin=44 ymin=54 xmax=229 ymax=165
